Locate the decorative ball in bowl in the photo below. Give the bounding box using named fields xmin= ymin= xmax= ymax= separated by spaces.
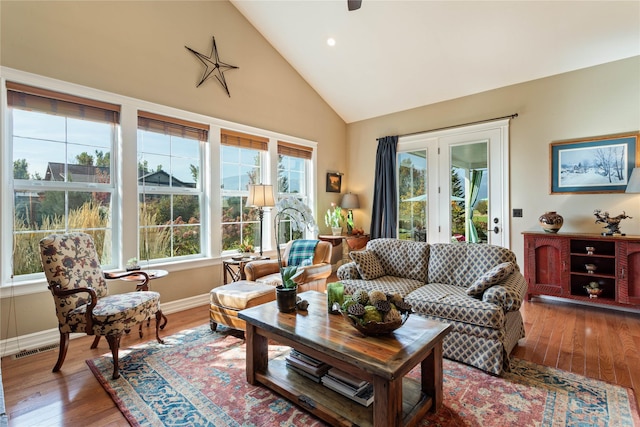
xmin=340 ymin=289 xmax=412 ymax=336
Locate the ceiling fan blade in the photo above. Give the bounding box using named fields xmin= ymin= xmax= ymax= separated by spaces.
xmin=348 ymin=0 xmax=362 ymax=11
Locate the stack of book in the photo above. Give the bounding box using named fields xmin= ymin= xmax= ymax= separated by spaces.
xmin=321 ymin=367 xmax=374 ymax=407
xmin=285 ymin=349 xmax=330 ymax=383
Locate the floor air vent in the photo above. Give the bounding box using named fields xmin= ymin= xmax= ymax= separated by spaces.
xmin=12 ymin=344 xmax=58 ymax=360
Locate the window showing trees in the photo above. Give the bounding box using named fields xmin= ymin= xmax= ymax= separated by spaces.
xmin=220 ymin=130 xmax=267 ymax=252
xmin=137 ymin=112 xmax=206 ymax=261
xmin=3 ymin=75 xmax=318 ymax=286
xmin=277 ymin=141 xmax=313 ymax=243
xmin=397 ymin=151 xmax=427 ymax=241
xmin=8 ymin=83 xmax=119 ymax=275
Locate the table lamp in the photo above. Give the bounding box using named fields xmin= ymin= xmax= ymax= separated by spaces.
xmin=340 ymin=192 xmax=360 ymax=235
xmin=247 ymin=184 xmax=275 ymax=256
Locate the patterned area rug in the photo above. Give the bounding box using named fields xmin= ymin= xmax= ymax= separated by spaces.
xmin=87 ymin=325 xmax=639 ymax=426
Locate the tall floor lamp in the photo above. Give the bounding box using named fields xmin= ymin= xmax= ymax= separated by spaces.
xmin=247 ymin=184 xmax=275 ymax=256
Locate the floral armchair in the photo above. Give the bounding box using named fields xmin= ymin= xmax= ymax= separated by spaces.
xmin=39 ymin=233 xmax=164 ymax=379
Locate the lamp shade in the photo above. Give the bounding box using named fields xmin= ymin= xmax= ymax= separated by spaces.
xmin=247 ymin=184 xmax=275 ymax=207
xmin=340 ymin=193 xmax=360 ymax=209
xmin=626 ymin=168 xmax=640 ymax=193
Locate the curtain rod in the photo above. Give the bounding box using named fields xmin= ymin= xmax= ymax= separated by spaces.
xmin=392 ymin=113 xmax=518 ymax=139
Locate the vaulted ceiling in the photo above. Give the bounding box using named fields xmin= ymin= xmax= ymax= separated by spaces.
xmin=231 ymin=1 xmax=640 ymax=123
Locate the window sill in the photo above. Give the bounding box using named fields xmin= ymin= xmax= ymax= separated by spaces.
xmin=0 ymin=257 xmax=224 ymax=298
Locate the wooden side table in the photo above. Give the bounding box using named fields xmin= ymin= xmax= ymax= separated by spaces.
xmin=120 ymin=269 xmax=169 ymax=329
xmin=318 ymin=234 xmax=370 ymax=264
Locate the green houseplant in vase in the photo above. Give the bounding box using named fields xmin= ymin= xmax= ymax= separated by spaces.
xmin=325 ymin=204 xmax=345 ymax=236
xmin=274 ymin=196 xmax=318 ymax=312
xmin=236 ymin=238 xmax=255 ymax=257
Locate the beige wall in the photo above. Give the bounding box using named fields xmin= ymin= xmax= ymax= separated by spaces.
xmin=1 ymin=1 xmax=639 ymax=342
xmin=0 ymin=1 xmax=347 ymax=340
xmin=347 ymin=56 xmax=640 ymax=266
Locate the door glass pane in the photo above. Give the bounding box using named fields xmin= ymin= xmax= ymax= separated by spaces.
xmin=450 ymin=142 xmax=488 ymax=243
xmin=398 ymin=150 xmax=427 ymax=241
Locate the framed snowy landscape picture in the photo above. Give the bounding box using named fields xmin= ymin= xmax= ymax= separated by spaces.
xmin=550 ymin=132 xmax=639 ymax=194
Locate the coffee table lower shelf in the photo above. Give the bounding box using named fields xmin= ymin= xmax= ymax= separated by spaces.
xmin=258 ymin=356 xmax=432 ymax=427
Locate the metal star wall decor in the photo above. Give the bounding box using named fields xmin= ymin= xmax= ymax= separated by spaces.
xmin=185 ymin=36 xmax=238 ymax=97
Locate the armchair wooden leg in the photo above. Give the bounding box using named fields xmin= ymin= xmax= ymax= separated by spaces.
xmin=105 ymin=334 xmax=122 ymax=380
xmin=155 ymin=310 xmax=165 ymax=344
xmin=159 ymin=311 xmax=168 ymax=330
xmin=53 ymin=332 xmax=69 ymax=373
xmin=90 ymin=335 xmax=101 ymax=349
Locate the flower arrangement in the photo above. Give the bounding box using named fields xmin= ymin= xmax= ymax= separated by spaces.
xmin=274 ymin=197 xmax=318 ymax=289
xmin=324 ymin=204 xmax=345 ymax=228
xmin=236 ymin=238 xmax=254 ymax=254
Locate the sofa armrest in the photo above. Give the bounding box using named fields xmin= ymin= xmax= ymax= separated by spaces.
xmin=244 ymin=260 xmax=281 ymax=281
xmin=482 ymin=271 xmax=528 ymax=312
xmin=292 ymin=263 xmax=332 ymax=284
xmin=337 ymin=262 xmax=361 ymax=280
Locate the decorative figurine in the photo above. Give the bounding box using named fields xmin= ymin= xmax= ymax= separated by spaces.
xmin=593 ymin=209 xmax=632 ymax=236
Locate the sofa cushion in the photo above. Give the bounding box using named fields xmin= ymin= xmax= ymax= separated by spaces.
xmin=350 ymin=250 xmax=385 ymax=280
xmin=466 ymin=262 xmax=516 ymax=296
xmin=367 ymin=238 xmax=430 ymax=282
xmin=405 ymin=283 xmax=505 ymax=330
xmin=428 ymin=243 xmax=518 ymax=288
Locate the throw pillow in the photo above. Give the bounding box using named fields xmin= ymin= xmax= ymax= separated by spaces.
xmin=466 ymin=262 xmax=515 ymax=296
xmin=350 ymin=250 xmax=386 ymax=280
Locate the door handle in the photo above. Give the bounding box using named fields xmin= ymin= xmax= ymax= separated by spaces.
xmin=492 ymin=226 xmax=500 ymax=234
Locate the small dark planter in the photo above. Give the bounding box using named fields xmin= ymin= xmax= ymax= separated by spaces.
xmin=275 ymin=286 xmax=297 ymax=313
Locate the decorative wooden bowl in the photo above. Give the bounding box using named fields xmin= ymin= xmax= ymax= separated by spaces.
xmin=341 ymin=310 xmax=411 ymax=336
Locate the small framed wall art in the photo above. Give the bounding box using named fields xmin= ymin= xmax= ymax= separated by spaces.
xmin=326 ymin=173 xmax=342 ymax=193
xmin=550 ymin=132 xmax=639 ymax=194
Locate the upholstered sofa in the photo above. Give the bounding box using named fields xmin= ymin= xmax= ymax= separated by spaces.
xmin=337 ymin=238 xmax=527 ymax=375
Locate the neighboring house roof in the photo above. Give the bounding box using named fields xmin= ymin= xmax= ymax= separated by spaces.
xmin=139 ymin=170 xmax=196 ymax=188
xmin=44 ymin=163 xmax=195 ymax=188
xmin=45 ymin=162 xmax=109 ymax=183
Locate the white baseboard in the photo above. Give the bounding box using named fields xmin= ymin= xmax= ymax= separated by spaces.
xmin=0 ymin=293 xmax=209 ymax=358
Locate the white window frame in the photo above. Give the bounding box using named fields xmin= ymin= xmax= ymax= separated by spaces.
xmin=0 ymin=67 xmax=316 ymax=297
xmin=136 ymin=112 xmax=207 ymax=265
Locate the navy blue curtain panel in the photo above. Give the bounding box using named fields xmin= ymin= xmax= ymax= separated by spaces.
xmin=370 ymin=135 xmax=398 ymax=239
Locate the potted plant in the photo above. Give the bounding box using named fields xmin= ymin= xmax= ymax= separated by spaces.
xmin=325 ymin=205 xmax=345 ymax=236
xmin=125 ymin=257 xmax=140 ymax=272
xmin=584 ymin=281 xmax=603 ymax=298
xmin=236 ymin=238 xmax=254 ymax=256
xmin=274 ymin=197 xmax=318 ymax=312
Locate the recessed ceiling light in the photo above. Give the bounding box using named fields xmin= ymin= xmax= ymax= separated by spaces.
xmin=327 ymin=38 xmax=336 ymax=47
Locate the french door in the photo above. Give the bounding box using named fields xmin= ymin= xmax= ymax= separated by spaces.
xmin=397 ymin=119 xmax=510 ymax=248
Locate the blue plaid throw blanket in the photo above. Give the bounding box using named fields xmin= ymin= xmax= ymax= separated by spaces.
xmin=288 ymin=240 xmax=319 ymax=267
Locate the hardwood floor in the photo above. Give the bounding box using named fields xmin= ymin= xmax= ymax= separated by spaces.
xmin=2 ymin=297 xmax=640 ymax=426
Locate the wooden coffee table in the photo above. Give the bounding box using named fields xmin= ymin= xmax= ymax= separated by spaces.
xmin=238 ymin=291 xmax=451 ymax=427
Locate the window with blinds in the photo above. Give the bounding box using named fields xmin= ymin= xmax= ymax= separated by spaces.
xmin=277 ymin=140 xmax=313 ymax=242
xmin=137 ymin=111 xmax=207 ymax=261
xmin=8 ymin=82 xmax=119 ymax=275
xmin=220 ymin=129 xmax=268 ymax=252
